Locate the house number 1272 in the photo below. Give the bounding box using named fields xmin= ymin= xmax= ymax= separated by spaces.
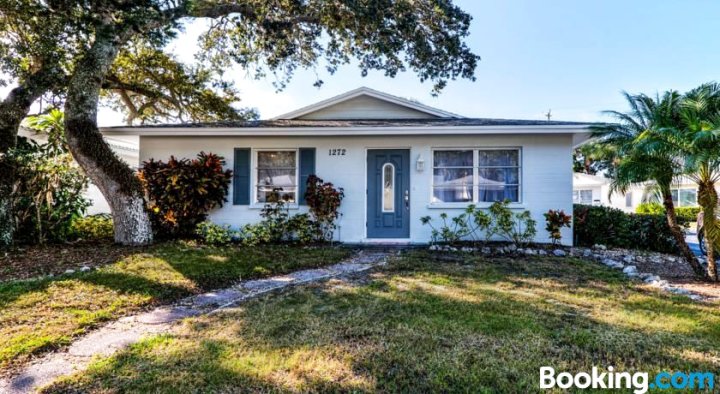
xmin=329 ymin=148 xmax=346 ymax=156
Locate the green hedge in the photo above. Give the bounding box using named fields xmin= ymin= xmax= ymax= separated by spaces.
xmin=574 ymin=204 xmax=680 ymax=254
xmin=636 ymin=203 xmax=701 ymax=225
xmin=675 ymin=207 xmax=701 ymax=223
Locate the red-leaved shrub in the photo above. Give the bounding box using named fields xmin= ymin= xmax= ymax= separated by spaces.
xmin=139 ymin=152 xmax=231 ymax=237
xmin=305 ymin=175 xmax=344 ymax=241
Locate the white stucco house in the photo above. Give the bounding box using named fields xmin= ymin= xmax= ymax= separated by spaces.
xmin=102 ymin=87 xmax=591 ymax=245
xmin=573 ymin=172 xmax=700 ymax=213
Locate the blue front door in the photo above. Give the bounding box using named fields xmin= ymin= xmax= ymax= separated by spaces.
xmin=367 ymin=149 xmax=410 ymax=238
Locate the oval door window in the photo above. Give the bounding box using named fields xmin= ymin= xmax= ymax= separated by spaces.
xmin=382 ymin=163 xmax=395 ymax=212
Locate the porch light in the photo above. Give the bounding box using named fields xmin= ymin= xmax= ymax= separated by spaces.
xmin=416 ymin=154 xmax=425 ymax=172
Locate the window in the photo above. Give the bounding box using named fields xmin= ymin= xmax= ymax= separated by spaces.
xmin=433 ymin=150 xmax=473 ymax=203
xmin=573 ymin=190 xmax=593 ymax=204
xmin=672 ymin=188 xmax=698 ymax=207
xmin=432 ymin=149 xmax=520 ymax=204
xmin=255 ymin=150 xmax=298 ymax=203
xmin=382 ymin=163 xmax=395 ymax=212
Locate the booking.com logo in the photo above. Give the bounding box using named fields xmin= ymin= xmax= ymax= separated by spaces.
xmin=540 ymin=366 xmax=715 ymax=393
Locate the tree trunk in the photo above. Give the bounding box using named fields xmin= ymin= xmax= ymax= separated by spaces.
xmin=64 ymin=24 xmax=152 ymax=245
xmin=698 ymin=180 xmax=719 ymax=282
xmin=0 ymin=67 xmax=58 ymax=246
xmin=660 ymin=187 xmax=706 ymax=278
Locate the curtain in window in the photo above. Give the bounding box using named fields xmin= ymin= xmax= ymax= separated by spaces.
xmin=478 ymin=150 xmax=519 ymax=202
xmin=432 ymin=151 xmax=473 ymax=203
xmin=257 ymin=151 xmax=297 ymax=202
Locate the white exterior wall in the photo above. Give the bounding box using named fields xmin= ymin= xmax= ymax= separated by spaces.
xmin=140 ymin=133 xmax=575 ymax=245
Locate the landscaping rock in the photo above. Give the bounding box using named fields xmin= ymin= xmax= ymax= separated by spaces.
xmin=593 ymin=244 xmax=607 ymax=250
xmin=643 ymin=275 xmax=661 ymax=283
xmin=667 ymin=287 xmax=691 ymax=295
xmin=507 ymin=244 xmax=518 ymax=252
xmin=622 ymin=255 xmax=634 ymax=264
xmin=64 ymin=269 xmax=75 ymax=275
xmin=481 ymin=247 xmax=491 ymax=255
xmin=622 ymin=265 xmax=638 ymax=275
xmin=80 ymin=266 xmax=91 ymax=272
xmin=460 ymin=247 xmax=476 ymax=253
xmin=552 ymin=249 xmax=567 ymax=257
xmin=428 ymin=245 xmax=441 ymax=251
xmin=538 ymin=250 xmax=547 ymax=256
xmin=583 ymin=249 xmax=592 ymax=257
xmin=601 ymin=258 xmax=623 ymax=269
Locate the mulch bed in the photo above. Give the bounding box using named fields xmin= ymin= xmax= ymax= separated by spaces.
xmin=0 ymin=242 xmax=145 ymax=282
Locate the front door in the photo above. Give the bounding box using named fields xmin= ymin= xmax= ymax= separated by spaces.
xmin=367 ymin=149 xmax=410 ymax=238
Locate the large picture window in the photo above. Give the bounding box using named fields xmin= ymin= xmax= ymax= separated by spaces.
xmin=255 ymin=150 xmax=298 ymax=203
xmin=432 ymin=149 xmax=521 ymax=204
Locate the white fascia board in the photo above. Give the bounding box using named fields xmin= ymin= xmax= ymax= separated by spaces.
xmin=101 ymin=124 xmax=590 ymax=137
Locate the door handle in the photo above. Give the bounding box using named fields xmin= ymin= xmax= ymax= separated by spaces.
xmin=404 ymin=189 xmax=409 ymax=208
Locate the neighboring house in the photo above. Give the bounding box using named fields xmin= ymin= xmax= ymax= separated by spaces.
xmin=573 ymin=172 xmax=699 ymax=213
xmin=102 ymin=87 xmax=591 ymax=245
xmin=18 ymin=126 xmax=139 ymax=215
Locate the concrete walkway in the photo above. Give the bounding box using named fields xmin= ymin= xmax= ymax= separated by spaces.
xmin=0 ymin=251 xmax=389 ymax=394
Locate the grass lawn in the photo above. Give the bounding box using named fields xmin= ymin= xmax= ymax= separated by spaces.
xmin=0 ymin=242 xmax=351 ymax=372
xmin=44 ymin=251 xmax=720 ymax=393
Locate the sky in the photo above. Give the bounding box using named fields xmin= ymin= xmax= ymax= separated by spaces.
xmin=15 ymin=1 xmax=720 ymax=125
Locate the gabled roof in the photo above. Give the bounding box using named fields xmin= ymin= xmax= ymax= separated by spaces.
xmin=274 ymin=86 xmax=463 ymax=120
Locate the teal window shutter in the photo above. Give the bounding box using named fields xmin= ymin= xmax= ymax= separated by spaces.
xmin=233 ymin=148 xmax=251 ymax=205
xmin=299 ymin=148 xmax=316 ymax=205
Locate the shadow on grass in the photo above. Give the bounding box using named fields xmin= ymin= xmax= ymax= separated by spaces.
xmin=42 ymin=252 xmax=720 ymax=393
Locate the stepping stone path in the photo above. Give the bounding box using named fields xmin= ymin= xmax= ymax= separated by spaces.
xmin=0 ymin=251 xmax=389 ymax=394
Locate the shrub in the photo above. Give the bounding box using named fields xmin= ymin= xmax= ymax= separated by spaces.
xmin=238 ymin=223 xmax=272 ymax=247
xmin=11 ymin=134 xmax=89 ymax=245
xmin=259 ymin=190 xmax=294 ymax=242
xmin=636 ymin=203 xmax=699 ymax=225
xmin=574 ymin=204 xmax=679 ymax=254
xmin=488 ymin=200 xmax=537 ymax=246
xmin=636 ymin=202 xmax=664 ymax=215
xmin=70 ymin=214 xmax=114 ymax=241
xmin=675 ymin=206 xmax=701 ymax=223
xmin=544 ymin=209 xmax=572 ymax=245
xmin=195 ymin=221 xmax=234 ymax=246
xmin=139 ymin=152 xmax=232 ymax=238
xmin=287 ymin=213 xmax=316 ymax=244
xmin=420 ymin=201 xmax=535 ymax=246
xmin=420 ymin=205 xmax=491 ymax=244
xmin=305 ymin=175 xmax=344 ymax=242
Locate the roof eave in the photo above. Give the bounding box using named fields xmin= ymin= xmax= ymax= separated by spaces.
xmin=101 ymin=124 xmax=591 ymax=137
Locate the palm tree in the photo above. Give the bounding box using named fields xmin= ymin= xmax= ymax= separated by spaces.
xmin=24 ymin=108 xmax=66 ymax=154
xmin=638 ymin=83 xmax=720 ymax=281
xmin=592 ymin=91 xmax=706 ymax=278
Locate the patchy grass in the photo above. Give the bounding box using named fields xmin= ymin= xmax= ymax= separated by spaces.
xmin=0 ymin=243 xmax=351 ymax=372
xmin=44 ymin=251 xmax=720 ymax=393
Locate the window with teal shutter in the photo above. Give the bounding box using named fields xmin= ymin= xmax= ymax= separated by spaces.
xmin=233 ymin=148 xmax=251 ymax=205
xmin=299 ymin=148 xmax=316 ymax=205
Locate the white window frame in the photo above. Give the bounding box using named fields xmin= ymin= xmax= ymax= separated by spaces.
xmin=252 ymin=148 xmax=300 ymax=205
xmin=430 ymin=147 xmax=522 ymax=206
xmin=573 ymin=189 xmax=593 ymax=204
xmin=672 ymin=187 xmax=698 ymax=207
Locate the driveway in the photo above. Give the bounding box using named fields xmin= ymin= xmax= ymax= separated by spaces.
xmin=686 ymin=230 xmax=703 ymax=256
